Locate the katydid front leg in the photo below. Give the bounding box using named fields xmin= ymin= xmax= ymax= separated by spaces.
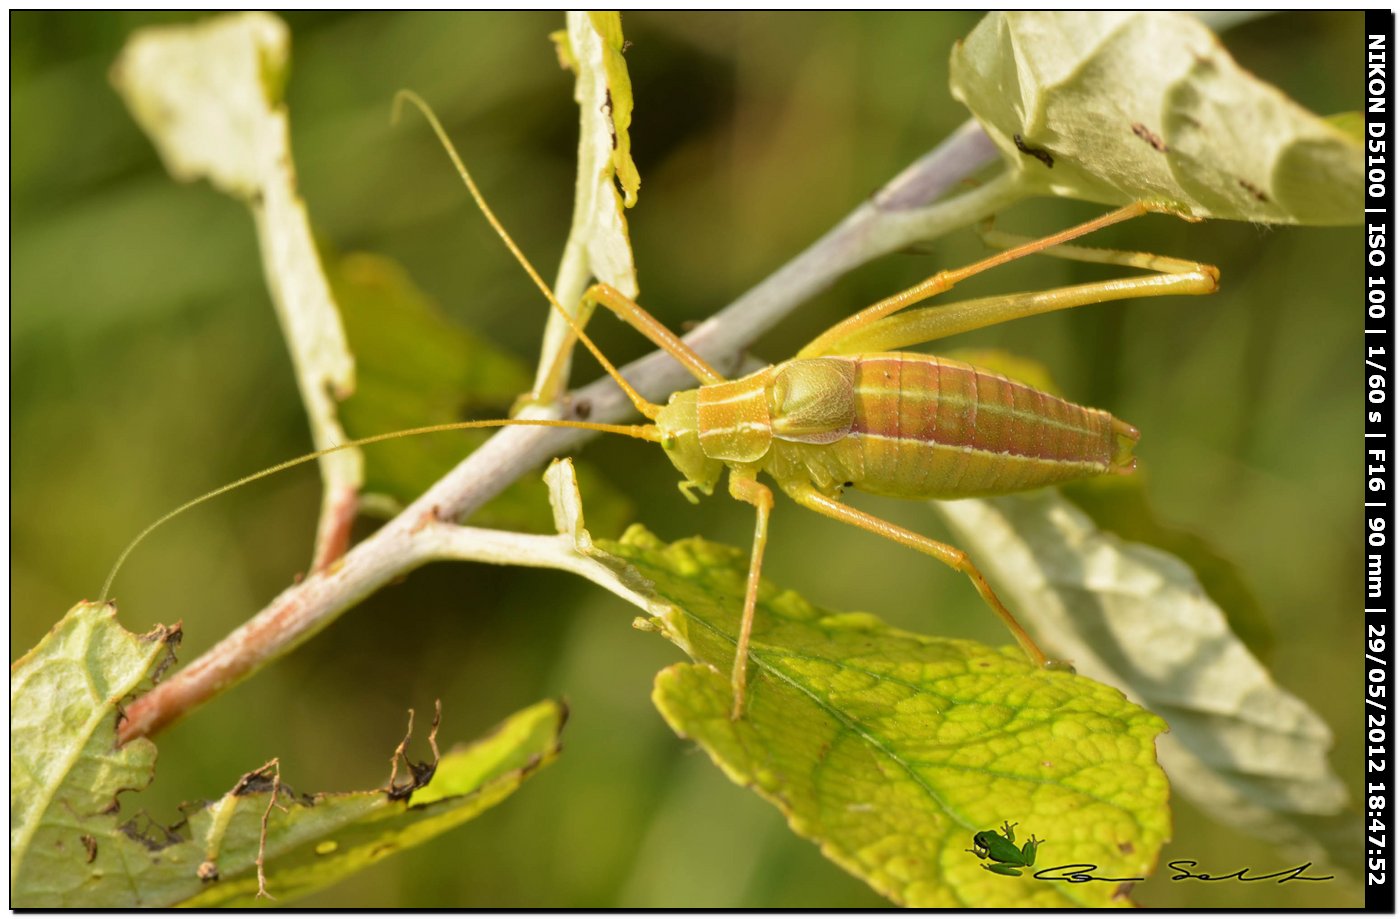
xmin=728 ymin=471 xmax=775 ymax=719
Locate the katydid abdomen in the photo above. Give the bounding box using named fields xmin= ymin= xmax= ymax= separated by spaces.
xmin=837 ymin=353 xmax=1138 ymax=499
xmin=696 ymin=353 xmax=1139 ymax=502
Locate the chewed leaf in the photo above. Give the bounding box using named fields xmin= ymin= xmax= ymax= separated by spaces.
xmin=563 ymin=11 xmax=639 ymax=295
xmin=585 ymin=12 xmax=641 ymax=208
xmin=112 ymin=12 xmax=361 ymax=563
xmin=950 ymin=12 xmax=1363 ymax=224
xmin=11 ymin=602 xmax=177 ymax=906
xmin=935 ymin=492 xmax=1352 ymax=869
xmin=606 ymin=529 xmax=1168 ymax=907
xmin=525 ymin=13 xmax=640 ymax=407
xmin=178 ymin=700 xmax=565 ymax=907
xmin=109 ymin=12 xmax=288 ymax=197
xmin=9 ymin=601 xmax=563 ymax=906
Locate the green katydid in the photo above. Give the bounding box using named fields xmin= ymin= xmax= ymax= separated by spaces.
xmin=103 ymin=91 xmax=1217 ymax=724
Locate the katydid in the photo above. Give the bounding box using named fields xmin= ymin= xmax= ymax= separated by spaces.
xmin=103 ymin=92 xmax=1218 ymax=721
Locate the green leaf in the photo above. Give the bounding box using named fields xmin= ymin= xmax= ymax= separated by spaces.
xmin=328 ymin=251 xmax=634 ymax=537
xmin=950 ymin=12 xmax=1363 ymax=224
xmin=934 ymin=492 xmax=1353 ymax=871
xmin=608 ymin=529 xmax=1168 ymax=907
xmin=519 ymin=461 xmax=1168 ymax=905
xmin=329 ymin=250 xmax=527 ymax=512
xmin=10 ymin=601 xmax=565 ymax=906
xmin=1324 ymin=111 xmax=1365 ymax=141
xmin=11 ymin=602 xmax=178 ymax=906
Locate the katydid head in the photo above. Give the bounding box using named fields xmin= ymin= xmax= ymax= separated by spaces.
xmin=655 ymin=389 xmax=722 ymax=503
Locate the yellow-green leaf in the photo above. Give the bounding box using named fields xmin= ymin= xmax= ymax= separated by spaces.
xmin=527 ymin=12 xmax=642 ymax=405
xmin=179 ymin=700 xmax=566 ymax=907
xmin=109 ymin=12 xmax=289 ymax=198
xmin=563 ymin=9 xmax=639 ymax=290
xmin=608 ymin=529 xmax=1169 ymax=907
xmin=585 ymin=12 xmax=640 ymax=208
xmin=950 ymin=12 xmax=1363 ymax=224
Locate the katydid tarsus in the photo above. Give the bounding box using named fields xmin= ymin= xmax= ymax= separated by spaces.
xmin=103 ymin=91 xmax=1219 ymax=721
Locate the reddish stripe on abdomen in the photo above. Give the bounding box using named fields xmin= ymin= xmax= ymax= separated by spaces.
xmin=847 ymin=354 xmax=1118 ymax=496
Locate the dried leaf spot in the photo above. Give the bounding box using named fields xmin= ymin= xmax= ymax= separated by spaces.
xmin=233 ymin=765 xmax=279 ymax=797
xmin=82 ymin=834 xmax=99 ymax=864
xmin=1131 ymin=122 xmax=1168 ymax=153
xmin=602 ymin=88 xmax=617 ymax=150
xmin=1013 ymin=134 xmax=1054 ymax=169
xmin=1237 ymin=178 xmax=1269 ymax=203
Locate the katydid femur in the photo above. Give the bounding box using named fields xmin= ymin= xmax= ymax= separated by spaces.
xmin=104 ymin=91 xmax=1218 ymax=720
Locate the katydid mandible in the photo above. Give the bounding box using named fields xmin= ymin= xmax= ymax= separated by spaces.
xmin=103 ymin=92 xmax=1219 ymax=720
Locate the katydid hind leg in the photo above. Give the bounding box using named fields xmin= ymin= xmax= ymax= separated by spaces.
xmin=796 ymin=202 xmax=1156 ymax=360
xmin=817 ymin=269 xmax=1218 ymax=356
xmin=978 ymin=220 xmax=1218 ymax=277
xmin=786 ymin=483 xmax=1053 ymax=668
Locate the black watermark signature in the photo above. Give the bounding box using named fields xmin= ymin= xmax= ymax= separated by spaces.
xmin=1031 ymin=861 xmax=1335 ymax=885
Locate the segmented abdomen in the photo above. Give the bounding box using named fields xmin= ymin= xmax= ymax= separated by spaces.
xmin=847 ymin=353 xmax=1133 ymax=498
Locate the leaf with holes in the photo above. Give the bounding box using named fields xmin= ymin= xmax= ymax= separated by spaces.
xmin=9 ymin=601 xmax=565 ymax=907
xmin=10 ymin=602 xmax=178 ymax=905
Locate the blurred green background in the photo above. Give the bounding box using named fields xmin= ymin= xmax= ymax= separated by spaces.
xmin=12 ymin=11 xmax=1363 ymax=908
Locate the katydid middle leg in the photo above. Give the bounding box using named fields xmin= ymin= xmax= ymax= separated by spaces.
xmin=784 ymin=483 xmax=1053 ymax=668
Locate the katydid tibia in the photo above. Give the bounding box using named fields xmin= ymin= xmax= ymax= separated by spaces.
xmin=103 ymin=91 xmax=1218 ymax=721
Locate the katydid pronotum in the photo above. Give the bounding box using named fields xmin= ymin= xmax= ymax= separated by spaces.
xmin=103 ymin=92 xmax=1218 ymax=720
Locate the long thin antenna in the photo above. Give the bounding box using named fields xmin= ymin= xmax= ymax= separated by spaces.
xmin=99 ymin=417 xmax=659 ymax=601
xmin=392 ymin=90 xmax=662 ymax=421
